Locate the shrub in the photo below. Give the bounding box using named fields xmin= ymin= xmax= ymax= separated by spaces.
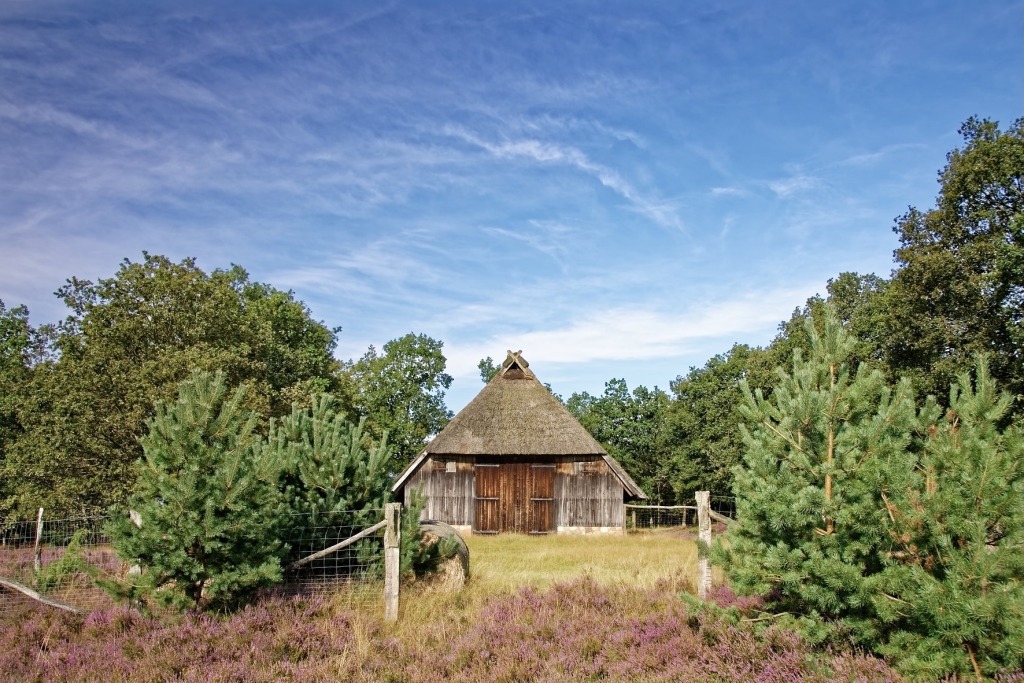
xmin=106 ymin=371 xmax=283 ymax=611
xmin=719 ymin=306 xmax=1024 ymax=680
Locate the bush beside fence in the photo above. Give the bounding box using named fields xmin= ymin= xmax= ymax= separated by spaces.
xmin=0 ymin=508 xmax=393 ymax=616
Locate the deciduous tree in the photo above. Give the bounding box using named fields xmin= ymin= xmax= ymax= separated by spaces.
xmin=666 ymin=345 xmax=765 ymax=500
xmin=567 ymin=379 xmax=672 ymax=502
xmin=1 ymin=254 xmax=340 ymax=517
xmin=882 ymin=117 xmax=1024 ymax=405
xmin=346 ymin=333 xmax=453 ymax=472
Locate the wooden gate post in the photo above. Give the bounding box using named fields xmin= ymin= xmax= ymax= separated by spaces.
xmin=696 ymin=491 xmax=711 ymax=600
xmin=33 ymin=507 xmax=44 ymax=574
xmin=384 ymin=503 xmax=401 ymax=622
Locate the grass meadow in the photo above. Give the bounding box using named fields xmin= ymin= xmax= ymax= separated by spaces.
xmin=462 ymin=529 xmax=701 ymax=591
xmin=0 ymin=529 xmax=904 ymax=682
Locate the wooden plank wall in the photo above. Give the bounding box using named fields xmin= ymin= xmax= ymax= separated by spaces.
xmin=403 ymin=456 xmax=474 ymax=526
xmin=406 ymin=454 xmax=625 ymax=531
xmin=553 ymin=456 xmax=624 ymax=528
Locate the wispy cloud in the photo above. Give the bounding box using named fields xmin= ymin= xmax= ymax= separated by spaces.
xmin=768 ymin=175 xmax=820 ymax=198
xmin=838 ymin=142 xmax=925 ymax=167
xmin=482 ymin=220 xmax=577 ymax=265
xmin=1 ymin=0 xmax=1014 ymax=411
xmin=524 ymin=114 xmax=648 ymax=148
xmin=443 ymin=126 xmax=684 ymax=231
xmin=710 ymin=186 xmax=749 ymax=197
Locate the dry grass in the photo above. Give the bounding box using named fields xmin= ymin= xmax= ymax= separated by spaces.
xmin=386 ymin=528 xmax=702 ymax=636
xmin=465 ymin=529 xmax=699 ymax=592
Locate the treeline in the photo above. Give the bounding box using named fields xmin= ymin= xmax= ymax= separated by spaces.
xmin=0 ymin=255 xmax=454 ymax=519
xmin=1 ymin=116 xmax=1019 ymax=520
xmin=565 ymin=116 xmax=1024 ymax=503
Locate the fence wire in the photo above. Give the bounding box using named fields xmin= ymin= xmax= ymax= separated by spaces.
xmin=0 ymin=509 xmax=388 ymax=616
xmin=278 ymin=509 xmax=386 ymax=609
xmin=626 ymin=495 xmax=737 ymax=531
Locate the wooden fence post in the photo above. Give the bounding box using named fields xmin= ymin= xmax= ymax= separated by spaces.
xmin=128 ymin=510 xmax=143 ymax=575
xmin=696 ymin=491 xmax=711 ymax=600
xmin=33 ymin=507 xmax=44 ymax=574
xmin=384 ymin=503 xmax=401 ymax=622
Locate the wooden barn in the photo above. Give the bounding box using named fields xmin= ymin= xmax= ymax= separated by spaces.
xmin=392 ymin=351 xmax=647 ymax=534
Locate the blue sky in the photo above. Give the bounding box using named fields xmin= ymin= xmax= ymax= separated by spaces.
xmin=1 ymin=1 xmax=1021 ymax=413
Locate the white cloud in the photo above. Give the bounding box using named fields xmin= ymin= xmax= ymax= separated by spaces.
xmin=442 ymin=284 xmax=816 ymax=381
xmin=838 ymin=142 xmax=924 ymax=167
xmin=710 ymin=186 xmax=748 ymax=197
xmin=482 ymin=221 xmax=576 ymax=263
xmin=768 ymin=175 xmax=819 ymax=198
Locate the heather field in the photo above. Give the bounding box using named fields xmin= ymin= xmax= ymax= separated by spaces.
xmin=0 ymin=530 xmax=905 ymax=683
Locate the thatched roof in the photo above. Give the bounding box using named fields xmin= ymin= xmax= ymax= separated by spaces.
xmin=393 ymin=351 xmax=646 ymax=498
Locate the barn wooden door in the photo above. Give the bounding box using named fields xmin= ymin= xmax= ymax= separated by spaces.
xmin=529 ymin=463 xmax=554 ymax=534
xmin=473 ymin=460 xmax=554 ymax=534
xmin=473 ymin=463 xmax=500 ymax=534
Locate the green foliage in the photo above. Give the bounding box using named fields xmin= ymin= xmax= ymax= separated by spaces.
xmin=0 ymin=302 xmax=56 ymax=509
xmin=882 ymin=117 xmax=1024 ymax=404
xmin=719 ymin=306 xmax=925 ymax=645
xmin=477 ymin=356 xmax=499 ymax=383
xmin=266 ymin=394 xmax=401 ymax=576
xmin=1 ymin=254 xmax=340 ymax=518
xmin=824 ymin=273 xmax=889 ymax=372
xmin=566 ymin=379 xmax=672 ymax=502
xmin=270 ymin=395 xmax=391 ymax=527
xmin=722 ymin=306 xmax=1024 ymax=679
xmin=397 ymin=490 xmax=459 ymax=579
xmin=869 ymin=358 xmax=1024 ymax=679
xmin=346 ymin=333 xmax=453 ymax=472
xmin=666 ymin=345 xmax=771 ymax=500
xmin=106 ymin=371 xmax=284 ymax=611
xmin=34 ymin=528 xmax=95 ymax=593
xmin=105 ymin=370 xmax=451 ymax=611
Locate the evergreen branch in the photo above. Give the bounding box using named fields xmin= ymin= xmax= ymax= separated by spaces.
xmin=880 ymin=592 xmax=912 ymax=606
xmin=741 ymin=611 xmax=792 ymax=623
xmin=967 ymin=643 xmax=983 ymax=683
xmin=880 ymin=491 xmax=897 ymax=524
xmin=760 ymin=419 xmax=805 ymax=454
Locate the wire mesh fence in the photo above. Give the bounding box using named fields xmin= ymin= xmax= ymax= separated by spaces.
xmin=0 ymin=515 xmax=120 ymax=615
xmin=0 ymin=509 xmax=390 ymax=616
xmin=626 ymin=494 xmax=737 ymax=531
xmin=277 ymin=509 xmax=386 ymax=609
xmin=626 ymin=505 xmax=694 ymax=529
xmin=710 ymin=495 xmax=737 ymax=521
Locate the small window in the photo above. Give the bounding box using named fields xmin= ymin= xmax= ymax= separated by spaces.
xmin=446 ymin=460 xmax=457 ymax=473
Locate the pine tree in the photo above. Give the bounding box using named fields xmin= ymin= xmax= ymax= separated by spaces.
xmin=871 ymin=357 xmax=1024 ymax=680
xmin=718 ymin=306 xmax=926 ymax=644
xmin=268 ymin=395 xmax=396 ymax=576
xmin=268 ymin=395 xmax=443 ymax=580
xmin=106 ymin=371 xmax=283 ymax=611
xmin=270 ymin=395 xmax=391 ymax=525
